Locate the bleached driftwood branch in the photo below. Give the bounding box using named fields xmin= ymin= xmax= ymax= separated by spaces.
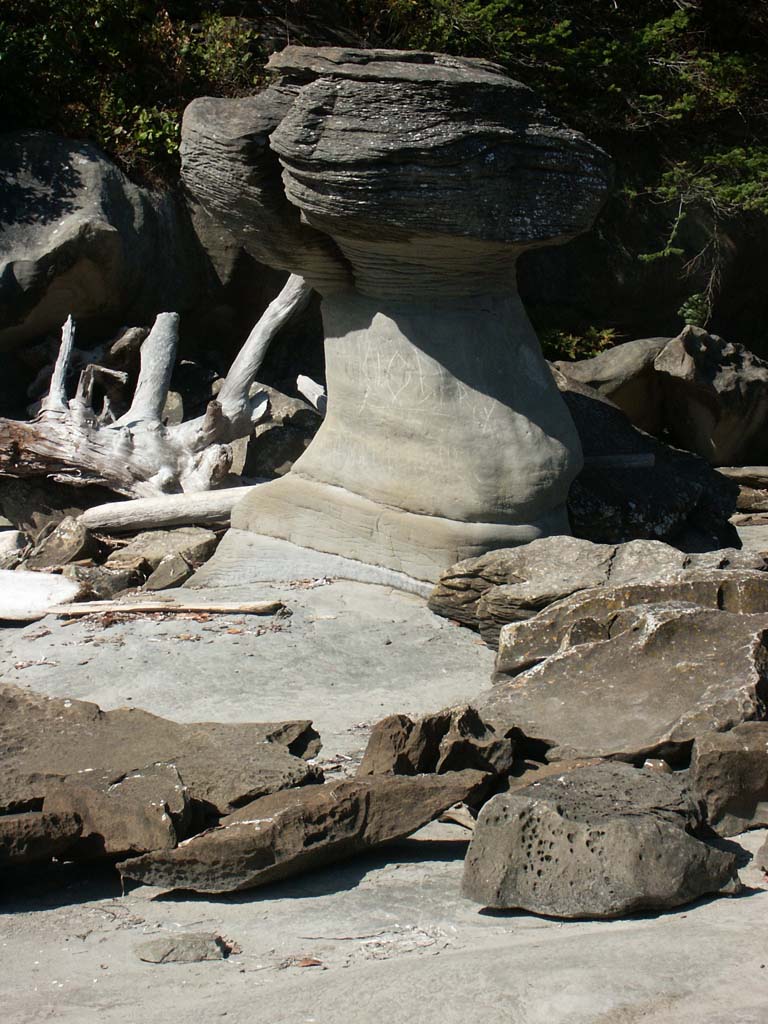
xmin=0 ymin=276 xmax=312 ymax=498
xmin=80 ymin=485 xmax=261 ymax=532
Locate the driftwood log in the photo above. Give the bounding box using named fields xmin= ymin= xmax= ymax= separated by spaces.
xmin=0 ymin=275 xmax=311 ymax=498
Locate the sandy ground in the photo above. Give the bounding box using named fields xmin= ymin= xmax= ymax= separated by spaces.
xmin=2 ymin=562 xmax=767 ymax=1023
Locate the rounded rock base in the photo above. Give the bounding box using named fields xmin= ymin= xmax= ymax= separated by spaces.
xmin=231 ymin=474 xmax=571 ymax=582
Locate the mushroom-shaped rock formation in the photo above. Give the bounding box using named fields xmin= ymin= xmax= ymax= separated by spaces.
xmin=181 ymin=47 xmax=611 ymax=581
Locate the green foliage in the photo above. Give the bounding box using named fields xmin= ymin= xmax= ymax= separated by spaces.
xmin=0 ymin=2 xmax=263 ymax=181
xmin=539 ymin=326 xmax=619 ymax=364
xmin=678 ymin=292 xmax=709 ymax=328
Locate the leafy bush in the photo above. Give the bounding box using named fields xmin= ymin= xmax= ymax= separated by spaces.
xmin=0 ymin=2 xmax=263 ymax=181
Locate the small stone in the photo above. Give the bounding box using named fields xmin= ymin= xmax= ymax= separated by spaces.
xmin=136 ymin=932 xmax=236 ymax=964
xmin=690 ymin=723 xmax=768 ymax=836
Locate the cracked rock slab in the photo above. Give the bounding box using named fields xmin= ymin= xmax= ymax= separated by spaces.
xmin=0 ymin=683 xmax=322 ymax=820
xmin=118 ymin=770 xmax=489 ymax=894
xmin=479 ymin=605 xmax=768 ymax=763
xmin=462 ymin=762 xmax=738 ymax=918
xmin=495 ymin=568 xmax=768 ymax=677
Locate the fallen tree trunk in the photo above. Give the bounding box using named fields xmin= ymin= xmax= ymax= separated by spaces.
xmin=80 ymin=485 xmax=261 ymax=532
xmin=0 ymin=276 xmax=311 ymax=498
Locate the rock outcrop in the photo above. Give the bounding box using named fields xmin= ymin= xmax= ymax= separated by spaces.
xmin=118 ymin=770 xmax=489 ymax=893
xmin=429 ymin=535 xmax=765 ymax=647
xmin=182 ymin=47 xmax=611 ymax=581
xmin=462 ymin=762 xmax=738 ymax=918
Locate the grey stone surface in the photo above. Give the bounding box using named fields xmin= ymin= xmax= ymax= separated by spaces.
xmin=691 ymin=723 xmax=768 ymax=836
xmin=0 ymin=577 xmax=493 ymax=761
xmin=186 ymin=46 xmax=612 ymax=577
xmin=119 ymin=770 xmax=488 ymax=893
xmin=462 ymin=762 xmax=738 ymax=918
xmin=0 ymin=131 xmax=208 ymax=351
xmin=135 ymin=932 xmax=234 ymax=964
xmin=480 ymin=605 xmax=768 ymax=763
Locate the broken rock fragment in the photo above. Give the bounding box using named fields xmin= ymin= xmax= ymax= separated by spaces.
xmin=358 ymin=705 xmax=516 ymax=778
xmin=118 ymin=770 xmax=489 ymax=893
xmin=462 ymin=762 xmax=738 ymax=919
xmin=43 ymin=763 xmax=191 ymax=856
xmin=690 ymin=723 xmax=768 ymax=836
xmin=479 ymin=606 xmax=768 ymax=763
xmin=495 ymin=568 xmax=768 ymax=677
xmin=0 ymin=810 xmax=82 ymax=865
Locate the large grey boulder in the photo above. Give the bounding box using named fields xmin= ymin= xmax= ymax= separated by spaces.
xmin=182 ymin=47 xmax=611 ymax=581
xmin=0 ymin=132 xmax=209 ymax=351
xmin=118 ymin=770 xmax=489 ymax=893
xmin=479 ymin=605 xmax=768 ymax=763
xmin=462 ymin=762 xmax=738 ymax=918
xmin=556 ymin=327 xmax=768 ymax=466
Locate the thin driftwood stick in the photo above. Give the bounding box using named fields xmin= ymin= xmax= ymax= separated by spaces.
xmin=49 ymin=598 xmax=285 ymax=617
xmin=296 ymin=374 xmax=327 ymax=416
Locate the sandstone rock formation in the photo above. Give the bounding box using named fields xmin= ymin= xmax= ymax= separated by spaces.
xmin=429 ymin=535 xmax=765 ymax=647
xmin=358 ymin=705 xmax=517 ymax=778
xmin=118 ymin=770 xmax=489 ymax=893
xmin=462 ymin=762 xmax=738 ymax=918
xmin=181 ymin=47 xmax=611 ymax=581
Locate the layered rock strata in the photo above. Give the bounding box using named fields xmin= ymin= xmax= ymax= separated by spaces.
xmin=181 ymin=47 xmax=611 ymax=579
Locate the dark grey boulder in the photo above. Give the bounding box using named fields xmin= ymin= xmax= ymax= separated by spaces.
xmin=0 ymin=132 xmax=209 ymax=351
xmin=479 ymin=606 xmax=768 ymax=763
xmin=690 ymin=724 xmax=768 ymax=836
xmin=462 ymin=762 xmax=739 ymax=918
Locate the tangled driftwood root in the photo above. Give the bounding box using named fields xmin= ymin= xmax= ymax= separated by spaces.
xmin=0 ymin=275 xmax=311 ymax=498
